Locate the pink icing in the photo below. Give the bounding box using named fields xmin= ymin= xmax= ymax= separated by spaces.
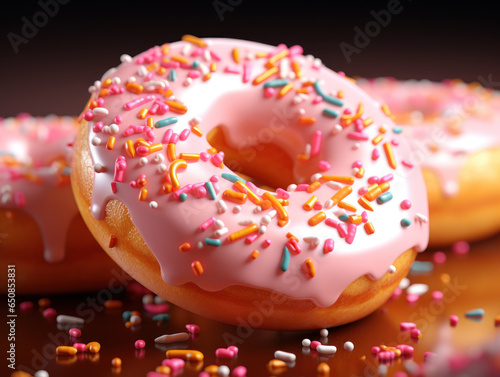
xmin=84 ymin=38 xmax=428 ymax=307
xmin=0 ymin=115 xmax=79 ymax=262
xmin=358 ymin=78 xmax=500 ymax=197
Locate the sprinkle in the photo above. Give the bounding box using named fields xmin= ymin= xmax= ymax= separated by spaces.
xmin=56 ymin=315 xmax=84 ymax=325
xmin=263 ymin=79 xmax=289 ymax=88
xmin=450 ymin=315 xmax=459 ymax=326
xmin=451 ymin=241 xmax=470 ymax=255
xmin=155 ymin=117 xmax=178 ymax=128
xmin=338 ymin=201 xmax=356 ymax=212
xmin=313 ymin=81 xmax=344 ymax=106
xmin=221 ymin=173 xmax=245 ymax=183
xmin=364 ymin=222 xmax=375 ymax=234
xmin=179 ymin=192 xmax=187 ymax=201
xmin=222 ymin=190 xmax=247 ymax=204
xmin=205 ymin=181 xmax=216 ymax=200
xmin=330 ymin=186 xmax=353 ymax=206
xmin=232 ymin=48 xmax=240 ymax=64
xmin=400 ymin=322 xmax=417 ymax=331
xmin=304 ymin=258 xmax=316 ymax=277
xmin=303 ymin=196 xmax=318 ymax=211
xmin=165 ymin=100 xmax=188 ymax=114
xmin=262 ymin=192 xmax=288 ymax=226
xmin=465 ymin=308 xmax=485 ymax=318
xmin=383 ymin=142 xmax=397 ymax=169
xmin=323 ymin=239 xmax=334 ymax=253
xmin=308 ymin=211 xmax=326 ymax=226
xmin=317 ymin=345 xmax=337 ymax=355
xmin=310 ymin=130 xmax=322 ymax=157
xmin=321 ymin=175 xmax=355 ymax=185
xmin=299 ymin=116 xmax=316 ymax=126
xmin=253 ymin=66 xmax=279 ymax=85
xmin=191 ymin=261 xmax=204 ymax=276
xmin=250 ymin=250 xmax=260 ymax=259
xmin=401 ymin=218 xmax=411 ymax=227
xmin=393 ymin=126 xmax=402 ymax=134
xmin=407 ymin=284 xmax=429 ymax=296
xmin=345 ymin=224 xmax=356 ymax=244
xmin=278 ymin=83 xmax=294 ymax=98
xmin=344 ymin=341 xmax=354 ymax=352
xmin=228 ymin=224 xmax=259 ymax=242
xmin=377 ymin=192 xmax=393 ymax=204
xmin=280 ymin=246 xmax=291 ymax=272
xmin=431 ymin=291 xmax=443 ymax=301
xmin=139 ymin=188 xmax=148 ymax=201
xmin=181 ymin=34 xmax=207 ymax=47
xmin=323 ymin=108 xmax=339 ymax=118
xmin=410 ymin=261 xmax=434 ymax=275
xmin=358 ymin=197 xmax=374 ymax=211
xmin=168 ymin=159 xmax=187 ymax=190
xmin=216 ymin=200 xmax=227 ymax=213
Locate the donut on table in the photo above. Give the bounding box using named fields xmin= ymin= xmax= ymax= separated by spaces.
xmin=72 ymin=36 xmax=429 ymax=329
xmin=0 ymin=115 xmax=124 ymax=294
xmin=358 ymin=78 xmax=500 ymax=246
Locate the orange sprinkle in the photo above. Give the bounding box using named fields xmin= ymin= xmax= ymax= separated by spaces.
xmin=278 ymin=83 xmax=294 ymax=98
xmin=167 ymin=143 xmax=177 ymax=161
xmin=358 ymin=197 xmax=374 ymax=211
xmin=268 ymin=49 xmax=289 ymax=66
xmin=251 ymin=250 xmax=260 ymax=259
xmin=232 ymin=48 xmax=240 ymax=64
xmin=98 ymin=89 xmax=109 ymax=98
xmin=135 ymin=139 xmax=149 ymax=148
xmin=268 ymin=359 xmax=287 ymax=370
xmin=286 ymin=232 xmax=299 ymax=242
xmin=157 ymin=67 xmax=166 ymax=75
xmin=165 ymin=100 xmax=188 ymax=114
xmin=355 ymin=167 xmax=365 ymax=178
xmin=147 ymin=117 xmax=155 ymax=129
xmin=56 ymin=346 xmax=78 ymax=356
xmin=379 ymin=125 xmax=387 ymax=133
xmin=146 ymin=62 xmax=159 ymax=71
xmin=161 ymin=43 xmax=170 ymax=54
xmin=381 ymin=104 xmax=395 ymax=119
xmin=372 ymin=134 xmax=384 ymax=145
xmin=164 ymin=89 xmax=174 ymax=97
xmin=207 ymin=147 xmax=217 ymax=154
xmin=291 ymin=61 xmax=303 ymax=78
xmin=125 ymin=140 xmax=136 ymax=157
xmin=364 ymin=186 xmax=382 ymax=201
xmin=228 ymin=224 xmax=259 ymax=241
xmin=168 ymin=159 xmax=187 ymax=190
xmin=495 ymin=315 xmax=500 ymax=327
xmin=338 ymin=201 xmax=356 ymax=212
xmin=256 ymin=51 xmax=268 ymax=58
xmin=179 ymin=242 xmax=191 ymax=252
xmin=86 ymin=342 xmax=101 ymax=354
xmin=179 ymin=153 xmax=200 ymax=161
xmin=149 ymin=143 xmax=163 ymax=153
xmin=341 ymin=102 xmax=364 ymax=124
xmin=321 ymin=175 xmax=355 ymax=185
xmin=109 ymin=235 xmax=117 ymax=248
xmin=383 ymin=142 xmax=397 ymax=169
xmin=307 ymin=181 xmax=321 ymax=193
xmin=162 ymin=182 xmax=172 ymax=194
xmin=106 ymin=136 xmax=116 ymax=150
xmin=171 ymin=55 xmax=189 ymax=64
xmin=252 ymin=66 xmax=279 ymax=85
xmin=298 ymin=153 xmax=309 ymax=161
xmin=299 ymin=116 xmax=316 ymax=126
xmin=156 ymin=366 xmax=171 ymax=375
xmin=139 ymin=188 xmax=148 ymax=201
xmin=379 ymin=182 xmax=390 ymax=193
xmin=210 ymin=62 xmax=217 ymax=72
xmin=192 ymin=126 xmax=203 ymax=137
xmin=181 ymin=34 xmax=207 ymax=47
xmin=317 ymin=362 xmax=330 ymax=376
xmin=202 ymin=73 xmax=211 ymax=81
xmin=308 ymin=211 xmax=326 ymax=226
xmin=111 ymin=357 xmax=122 ymax=368
xmin=223 ymin=189 xmax=247 ymax=204
xmin=262 ymin=192 xmax=289 ymax=226
xmin=348 ymin=215 xmax=363 ymax=225
xmin=296 ymin=87 xmax=309 ymax=94
xmin=364 ymin=222 xmax=375 ymax=235
xmin=125 ymin=82 xmax=143 ymax=94
xmin=137 ymin=108 xmax=148 ymax=119
xmin=191 ymin=260 xmax=204 ymax=276
xmin=330 ymin=186 xmax=353 ymax=206
xmin=305 ymin=258 xmax=316 ymax=277
xmin=101 ymin=78 xmax=112 ymax=88
xmin=303 ymin=195 xmax=318 ymax=211
xmin=337 ymin=90 xmax=344 ymax=99
xmin=104 ymin=300 xmax=123 ymax=309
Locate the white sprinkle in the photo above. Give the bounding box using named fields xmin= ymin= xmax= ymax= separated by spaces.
xmin=216 ymin=200 xmax=227 ymax=214
xmin=233 ymin=205 xmax=241 ymax=214
xmin=93 ymin=80 xmax=101 ymax=90
xmin=311 ymin=173 xmax=322 ymax=182
xmin=92 ymin=107 xmax=109 ymax=116
xmin=304 ymin=143 xmax=311 ymax=157
xmin=303 ymin=237 xmax=320 ymax=249
xmin=157 ymin=164 xmax=167 ymax=173
xmin=142 ymin=294 xmax=154 ymax=305
xmin=415 ymin=213 xmax=429 ymax=223
xmin=199 ymin=63 xmax=210 ymax=76
xmin=274 ymin=350 xmax=296 ymax=362
xmin=312 ymin=58 xmax=322 ymax=68
xmin=214 ymin=219 xmax=225 ymax=229
xmin=34 ymin=371 xmax=49 ymax=377
xmin=182 ymin=43 xmax=192 ymax=56
xmin=260 ymin=215 xmax=271 ymax=225
xmin=217 ymin=365 xmax=230 ymax=377
xmin=137 ymin=65 xmax=148 ymax=77
xmin=154 ymin=154 xmax=165 ymax=164
xmin=138 ymin=157 xmax=148 ymax=166
xmin=253 ymin=206 xmax=262 ymax=213
xmin=298 ymin=108 xmax=306 ymax=115
xmin=320 ymin=328 xmax=329 ymax=338
xmin=91 ymin=136 xmax=101 ymax=146
xmin=332 ymin=124 xmax=343 ymax=135
xmin=88 ymin=85 xmax=96 ymax=93
xmin=399 ymin=277 xmax=410 ymax=290
xmin=56 ymin=315 xmax=84 ymax=325
xmin=197 ymin=241 xmax=204 ymax=249
xmin=268 ymin=210 xmax=277 ymax=219
xmin=112 ymin=76 xmax=121 ymax=85
xmin=238 ymin=220 xmax=254 ymax=226
xmin=344 ymin=341 xmax=354 ymax=351
xmin=324 ymin=199 xmax=334 ymax=209
xmin=279 ymin=58 xmax=290 ymax=79
xmin=120 ymin=54 xmax=133 ymax=63
xmin=184 ymin=77 xmax=193 ymax=87
xmin=109 ymin=123 xmax=119 ymax=134
xmin=378 ymin=364 xmax=388 ymax=376
xmin=149 ymin=201 xmax=158 ymax=209
xmin=144 ymin=80 xmax=166 ymax=91
xmin=292 ymin=95 xmax=303 ymax=105
xmin=214 ymin=227 xmax=229 ymax=238
xmin=288 ymin=71 xmax=296 ymax=80
xmin=94 ymin=163 xmax=104 ymax=173
xmin=333 ymin=208 xmax=346 ymax=217
xmin=388 ymin=265 xmax=396 ymax=274
xmin=127 ymin=76 xmax=136 ymax=83
xmin=130 ymin=315 xmax=141 ymax=325
xmin=203 ymin=49 xmax=211 ymax=61
xmin=287 ymin=184 xmax=297 ymax=192
xmin=317 ymin=345 xmax=337 ymax=355
xmin=258 ymin=225 xmax=267 ymax=234
xmin=353 ymin=143 xmax=360 ymax=150
xmin=407 ymin=283 xmax=429 ymax=296
xmin=154 ymin=332 xmax=190 ymax=343
xmin=302 ymin=338 xmax=311 ymax=347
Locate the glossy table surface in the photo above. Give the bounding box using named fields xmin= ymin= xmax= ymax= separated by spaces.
xmin=6 ymin=233 xmax=500 ymax=377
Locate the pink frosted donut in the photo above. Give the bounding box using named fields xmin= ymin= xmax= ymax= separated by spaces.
xmin=72 ymin=36 xmax=429 ymax=329
xmin=358 ymin=78 xmax=500 ymax=245
xmin=0 ymin=114 xmax=121 ymax=294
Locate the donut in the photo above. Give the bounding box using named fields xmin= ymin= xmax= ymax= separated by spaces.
xmin=0 ymin=114 xmax=123 ymax=294
xmin=72 ymin=36 xmax=429 ymax=329
xmin=357 ymin=78 xmax=500 ymax=246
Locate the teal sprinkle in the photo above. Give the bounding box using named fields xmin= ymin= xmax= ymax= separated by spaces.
xmin=263 ymin=79 xmax=289 ymax=88
xmin=192 ymin=60 xmax=200 ymax=69
xmin=152 ymin=313 xmax=171 ymax=323
xmin=205 ymin=238 xmax=222 ymax=246
xmin=169 ymin=69 xmax=177 ymax=82
xmin=280 ymin=246 xmax=291 ymax=272
xmin=179 ymin=192 xmax=188 ymax=202
xmin=155 ymin=117 xmax=178 ymax=128
xmin=377 ymin=192 xmax=393 ymax=204
xmin=322 ymin=108 xmax=339 ymax=118
xmin=62 ymin=167 xmax=71 ymax=175
xmin=122 ymin=311 xmax=132 ymax=322
xmin=393 ymin=126 xmax=403 ymax=134
xmin=410 ymin=261 xmax=434 ymax=275
xmin=221 ymin=173 xmax=246 ymax=183
xmin=205 ymin=181 xmax=216 ymax=200
xmin=401 ymin=218 xmax=411 ymax=227
xmin=339 ymin=214 xmax=349 ymax=221
xmin=313 ymin=80 xmax=344 ymax=107
xmin=465 ymin=308 xmax=485 ymax=318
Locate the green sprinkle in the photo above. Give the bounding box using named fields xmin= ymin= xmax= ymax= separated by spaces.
xmin=179 ymin=192 xmax=188 ymax=202
xmin=205 ymin=181 xmax=216 ymax=200
xmin=192 ymin=60 xmax=200 ymax=69
xmin=322 ymin=108 xmax=339 ymax=118
xmin=263 ymin=79 xmax=289 ymax=88
xmin=377 ymin=192 xmax=393 ymax=204
xmin=280 ymin=246 xmax=291 ymax=272
xmin=205 ymin=238 xmax=222 ymax=246
xmin=339 ymin=214 xmax=349 ymax=221
xmin=169 ymin=69 xmax=177 ymax=82
xmin=465 ymin=308 xmax=485 ymax=318
xmin=155 ymin=117 xmax=178 ymax=128
xmin=314 ymin=80 xmax=344 ymax=107
xmin=401 ymin=218 xmax=411 ymax=227
xmin=393 ymin=126 xmax=403 ymax=134
xmin=152 ymin=313 xmax=171 ymax=323
xmin=122 ymin=311 xmax=132 ymax=322
xmin=221 ymin=173 xmax=246 ymax=183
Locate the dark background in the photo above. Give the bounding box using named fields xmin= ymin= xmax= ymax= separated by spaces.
xmin=1 ymin=0 xmax=499 ymax=117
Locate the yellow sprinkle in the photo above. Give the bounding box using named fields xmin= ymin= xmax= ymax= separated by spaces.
xmin=321 ymin=175 xmax=355 ymax=185
xmin=307 ymin=181 xmax=321 ymax=193
xmin=338 ymin=201 xmax=356 ymax=212
xmin=125 ymin=140 xmax=136 ymax=157
xmin=308 ymin=211 xmax=326 ymax=226
xmin=234 ymin=181 xmax=262 ymax=206
xmin=383 ymin=142 xmax=397 ymax=169
xmin=168 ymin=159 xmax=187 ymax=190
xmin=348 ymin=215 xmax=363 ymax=225
xmin=358 ymin=197 xmax=374 ymax=211
xmin=191 ymin=261 xmax=204 ymax=277
xmin=305 ymin=258 xmax=316 ymax=277
xmin=106 ymin=136 xmax=116 ymax=150
xmin=381 ymin=104 xmax=395 ymax=119
xmin=203 ymin=73 xmax=211 ymax=81
xmin=330 ymin=186 xmax=353 ymax=206
xmin=147 ymin=117 xmax=155 ymax=129
xmin=232 ymin=48 xmax=240 ymax=64
xmin=303 ymin=195 xmax=318 ymax=211
xmin=222 ymin=189 xmax=247 ymax=204
xmin=137 ymin=108 xmax=148 ymax=119
xmin=251 ymin=250 xmax=259 ymax=259
xmin=337 ymin=90 xmax=344 ymax=99
xmin=268 ymin=49 xmax=289 ymax=65
xmin=363 ymin=118 xmax=374 ymax=127
xmin=171 ymin=55 xmax=189 ymax=64
xmin=372 ymin=134 xmax=384 ymax=145
xmin=157 ymin=67 xmax=166 ymax=75
xmin=364 ymin=222 xmax=375 ymax=235
xmin=139 ymin=188 xmax=148 ymax=201
xmin=262 ymin=192 xmax=289 ymax=226
xmin=256 ymin=51 xmax=268 ymax=58
xmin=167 ymin=143 xmax=177 ymax=161
xmin=146 ymin=62 xmax=158 ymax=71
xmin=210 ymin=62 xmax=217 ymax=72
xmin=181 ymin=34 xmax=207 ymax=47
xmin=179 ymin=153 xmax=200 ymax=161
xmin=192 ymin=126 xmax=203 ymax=137
xmin=278 ymin=83 xmax=294 ymax=98
xmin=252 ymin=66 xmax=279 ymax=85
xmin=228 ymin=224 xmax=259 ymax=241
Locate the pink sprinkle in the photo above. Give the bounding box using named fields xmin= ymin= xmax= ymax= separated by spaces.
xmin=143 ymin=303 xmax=169 ymax=313
xmin=312 ymin=95 xmax=323 ymax=104
xmin=210 ymin=51 xmax=222 ymax=61
xmin=179 ymin=129 xmax=190 ymax=141
xmin=215 ymin=348 xmax=235 ymax=358
xmin=194 ymin=186 xmax=207 ymax=198
xmin=380 ymin=174 xmax=393 ymax=183
xmin=185 ymin=324 xmax=200 ymax=334
xmin=124 ymin=95 xmax=155 ymax=111
xmin=264 ymin=87 xmax=275 ymax=98
xmin=97 ymin=98 xmax=105 ymax=106
xmin=198 ymin=372 xmax=210 ymax=377
xmin=411 ymin=328 xmax=421 ymax=338
xmin=288 ymin=238 xmax=301 ymax=254
xmin=372 ymin=149 xmax=380 ymax=160
xmin=400 ymin=199 xmax=412 ymax=210
xmin=452 ymin=241 xmax=470 ymax=255
xmin=323 ymin=238 xmax=334 ymax=253
xmin=149 ymin=103 xmax=159 ymax=115
xmin=347 ymin=131 xmax=369 ymax=141
xmin=343 ymin=108 xmax=352 ymax=115
xmin=310 ymin=130 xmax=322 ymax=157
xmin=402 ymin=160 xmax=414 ymax=168
xmin=210 ymin=175 xmax=219 ymax=183
xmin=396 ymin=344 xmax=414 ymax=356
xmin=136 ymin=146 xmax=149 ymax=157
xmin=354 ymin=120 xmax=364 ymax=132
xmin=450 ymin=315 xmax=459 ymax=326
xmin=199 ymin=217 xmax=216 ymax=231
xmin=433 ymin=251 xmax=446 ymax=264
xmin=337 ymin=223 xmax=348 ymax=238
xmin=211 ymin=152 xmax=224 ymax=167
xmin=406 ymin=294 xmax=420 ymax=303
xmin=325 ymin=218 xmax=339 ymax=228
xmin=69 ymin=328 xmax=81 ymax=338
xmin=114 ymin=156 xmax=127 ymax=182
xmin=73 ymin=343 xmax=86 ymax=353
xmin=191 ymin=48 xmax=203 ymax=57
xmin=172 ymin=184 xmax=193 ymax=199
xmin=20 ymin=301 xmax=34 ymax=312
xmin=358 ymin=186 xmax=368 ymax=195
xmin=276 ymin=188 xmax=290 ymax=199
xmin=158 ymin=104 xmax=169 ymax=114
xmin=245 ymin=234 xmax=258 ymax=244
xmin=93 ymin=121 xmax=104 ymax=133
xmin=368 ymin=176 xmax=379 ymax=184
xmin=42 ymin=308 xmax=57 ymax=320
xmin=310 ymin=340 xmax=321 ymax=350
xmin=431 ymin=291 xmax=444 ymax=301
xmin=296 ymin=184 xmax=309 ymax=191
xmin=162 ymin=358 xmax=185 ymax=371
xmin=400 ymin=322 xmax=417 ymax=331
xmin=169 ymin=133 xmax=179 ymax=144
xmin=200 ymin=152 xmax=210 ymax=161
xmin=134 ymin=339 xmax=146 ymax=349
xmin=187 ymin=70 xmax=201 ymax=79
xmin=111 ymin=182 xmax=117 ymax=194
xmin=263 ymin=239 xmax=271 ymax=248
xmin=224 ymin=66 xmax=241 ymax=74
xmin=318 ymin=160 xmax=331 ymax=171
xmin=345 ymin=224 xmax=356 ymax=244
xmin=114 ymin=115 xmax=122 ymax=124
xmin=361 ymin=211 xmax=368 ymax=223
xmin=313 ymin=202 xmax=322 ymax=210
xmin=242 ymin=62 xmax=251 ymax=83
xmin=391 ymin=139 xmax=399 ymax=146
xmin=289 ymin=45 xmax=303 ymax=57
xmin=232 ymin=365 xmax=247 ymax=377
xmin=83 ymin=110 xmax=94 ymax=121
xmin=371 ymin=346 xmax=381 ymax=354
